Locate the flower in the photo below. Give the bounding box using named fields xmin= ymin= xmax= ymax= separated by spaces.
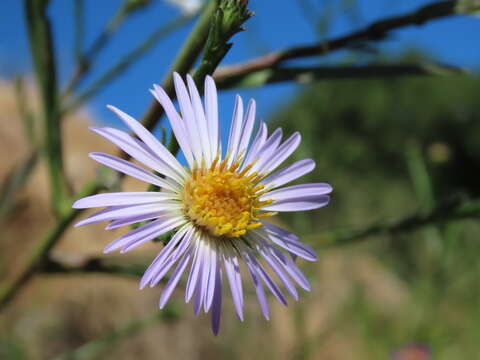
xmin=73 ymin=72 xmax=332 ymax=334
xmin=392 ymin=345 xmax=431 ymax=360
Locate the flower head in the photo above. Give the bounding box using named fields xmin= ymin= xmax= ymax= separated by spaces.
xmin=73 ymin=72 xmax=332 ymax=334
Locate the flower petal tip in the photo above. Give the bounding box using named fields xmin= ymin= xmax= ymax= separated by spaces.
xmin=103 ymin=246 xmax=114 ymax=254
xmin=88 ymin=126 xmax=102 ymax=135
xmin=71 ymin=200 xmax=82 ymax=209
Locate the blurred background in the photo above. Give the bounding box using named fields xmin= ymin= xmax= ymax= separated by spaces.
xmin=1 ymin=0 xmax=480 ymax=359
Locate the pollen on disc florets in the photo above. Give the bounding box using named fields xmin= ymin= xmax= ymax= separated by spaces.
xmin=182 ymin=155 xmax=275 ymax=238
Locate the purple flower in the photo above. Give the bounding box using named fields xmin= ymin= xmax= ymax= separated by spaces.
xmin=392 ymin=345 xmax=431 ymax=360
xmin=73 ymin=73 xmax=332 ymax=334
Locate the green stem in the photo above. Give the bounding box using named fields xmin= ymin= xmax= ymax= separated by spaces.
xmin=166 ymin=0 xmax=253 ymax=155
xmin=73 ymin=0 xmax=85 ymax=66
xmin=15 ymin=77 xmax=36 ymax=144
xmin=321 ymin=197 xmax=480 ymax=247
xmin=139 ymin=0 xmax=218 ymax=134
xmin=0 ymin=151 xmax=39 ymax=221
xmin=406 ymin=141 xmax=435 ymax=213
xmin=64 ymin=0 xmax=154 ymax=95
xmin=25 ymin=0 xmax=68 ymax=216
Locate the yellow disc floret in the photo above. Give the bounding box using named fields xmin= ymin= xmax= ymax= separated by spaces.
xmin=182 ymin=156 xmax=275 ymax=238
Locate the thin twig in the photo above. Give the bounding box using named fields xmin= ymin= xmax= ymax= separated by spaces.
xmin=0 ymin=151 xmax=39 ymax=221
xmin=14 ymin=77 xmax=36 ymax=144
xmin=64 ymin=0 xmax=154 ymax=95
xmin=43 ymin=255 xmax=146 ymax=278
xmin=65 ymin=13 xmax=195 ymax=113
xmin=215 ymin=63 xmax=466 ymax=88
xmin=321 ymin=197 xmax=480 ymax=247
xmin=73 ymin=0 xmax=85 ymax=67
xmin=214 ymin=0 xmax=458 ymax=82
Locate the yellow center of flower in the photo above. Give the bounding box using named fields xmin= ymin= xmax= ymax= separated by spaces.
xmin=182 ymin=156 xmax=275 ymax=238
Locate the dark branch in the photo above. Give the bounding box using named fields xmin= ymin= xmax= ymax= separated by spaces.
xmin=215 ymin=63 xmax=466 ymax=88
xmin=215 ymin=0 xmax=458 ymax=82
xmin=42 ymin=256 xmax=147 ymax=278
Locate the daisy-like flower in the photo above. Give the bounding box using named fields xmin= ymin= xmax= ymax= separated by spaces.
xmin=73 ymin=72 xmax=332 ymax=334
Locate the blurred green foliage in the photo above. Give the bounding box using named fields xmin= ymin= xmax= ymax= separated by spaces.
xmin=273 ymin=60 xmax=480 ymax=228
xmin=271 ymin=60 xmax=480 ymax=359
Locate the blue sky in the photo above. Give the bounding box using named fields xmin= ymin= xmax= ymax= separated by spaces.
xmin=1 ymin=0 xmax=479 ymax=134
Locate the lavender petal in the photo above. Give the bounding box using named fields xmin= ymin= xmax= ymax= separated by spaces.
xmin=204 ymin=75 xmax=219 ymax=156
xmin=107 ymin=105 xmax=187 ymax=180
xmin=73 ymin=192 xmax=175 ymax=209
xmin=260 ymin=159 xmax=315 ymax=189
xmin=211 ymin=264 xmax=222 ymax=335
xmin=89 ymin=152 xmax=179 ymax=192
xmin=159 ymin=248 xmax=192 ymax=309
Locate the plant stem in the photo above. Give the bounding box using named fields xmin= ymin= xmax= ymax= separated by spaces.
xmin=321 ymin=197 xmax=480 ymax=247
xmin=73 ymin=0 xmax=85 ymax=66
xmin=0 ymin=151 xmax=39 ymax=221
xmin=25 ymin=0 xmax=68 ymax=216
xmin=166 ymin=0 xmax=253 ymax=155
xmin=64 ymin=0 xmax=154 ymax=95
xmin=43 ymin=255 xmax=147 ymax=278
